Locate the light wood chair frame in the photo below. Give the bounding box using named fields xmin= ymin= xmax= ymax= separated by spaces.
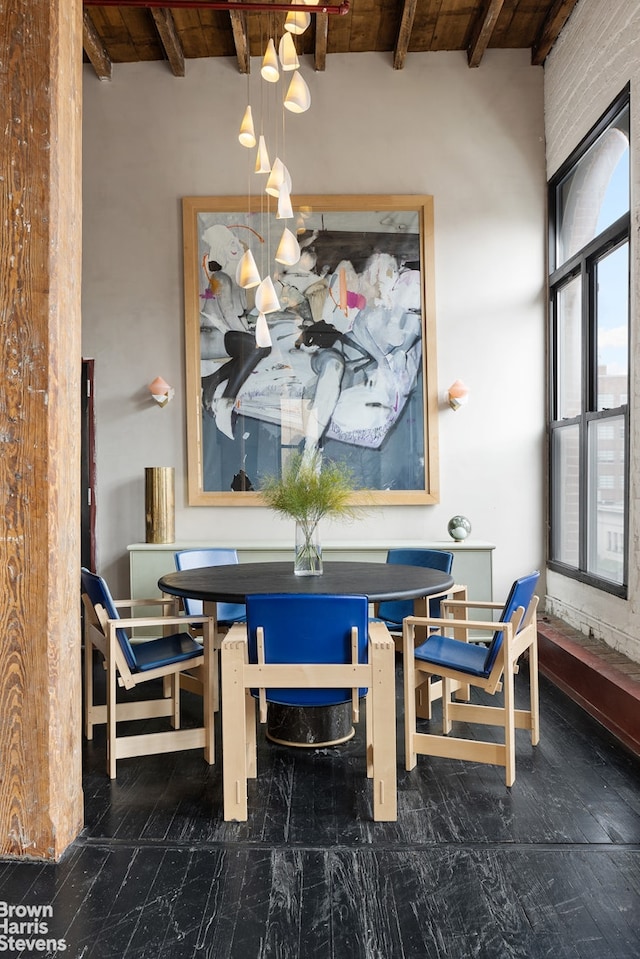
xmin=374 ymin=583 xmax=468 ymax=653
xmin=82 ymin=593 xmax=216 ymax=779
xmin=171 ymin=599 xmax=223 ymax=709
xmin=221 ymin=619 xmax=397 ymax=822
xmin=403 ymin=594 xmax=539 ymax=787
xmin=403 ymin=584 xmax=470 ymax=713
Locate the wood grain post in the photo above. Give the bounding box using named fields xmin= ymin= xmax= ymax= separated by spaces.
xmin=145 ymin=467 xmax=176 ymax=543
xmin=0 ymin=0 xmax=84 ymax=858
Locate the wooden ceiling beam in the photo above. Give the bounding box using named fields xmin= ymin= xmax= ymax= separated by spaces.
xmin=314 ymin=11 xmax=328 ymax=72
xmin=229 ymin=8 xmax=250 ymax=74
xmin=531 ymin=0 xmax=580 ymax=65
xmin=83 ymin=10 xmax=112 ymax=80
xmin=393 ymin=0 xmax=418 ymax=71
xmin=83 ymin=0 xmax=349 ymax=11
xmin=467 ymin=0 xmax=505 ymax=68
xmin=151 ymin=8 xmax=185 ymax=76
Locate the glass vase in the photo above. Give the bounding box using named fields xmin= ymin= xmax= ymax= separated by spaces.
xmin=294 ymin=521 xmax=323 ymax=576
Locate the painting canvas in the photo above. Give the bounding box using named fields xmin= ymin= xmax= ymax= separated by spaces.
xmin=183 ymin=195 xmax=439 ymax=505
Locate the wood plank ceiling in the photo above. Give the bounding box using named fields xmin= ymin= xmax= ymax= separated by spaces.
xmin=82 ymin=0 xmax=581 ymax=81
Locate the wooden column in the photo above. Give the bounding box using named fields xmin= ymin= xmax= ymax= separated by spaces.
xmin=0 ymin=0 xmax=84 ymax=858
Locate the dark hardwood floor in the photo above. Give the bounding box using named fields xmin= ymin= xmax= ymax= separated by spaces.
xmin=2 ymin=663 xmax=640 ymax=958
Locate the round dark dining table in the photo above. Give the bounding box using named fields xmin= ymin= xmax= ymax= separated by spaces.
xmin=158 ymin=560 xmax=454 ymax=608
xmin=158 ymin=560 xmax=454 ymax=747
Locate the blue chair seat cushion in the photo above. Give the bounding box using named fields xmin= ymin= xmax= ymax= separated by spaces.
xmin=414 ymin=633 xmax=490 ymax=678
xmin=133 ymin=632 xmax=203 ymax=672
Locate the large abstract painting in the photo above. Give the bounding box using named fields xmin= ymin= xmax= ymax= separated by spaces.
xmin=183 ymin=195 xmax=439 ymax=505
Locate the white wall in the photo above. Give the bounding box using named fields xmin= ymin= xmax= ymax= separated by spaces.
xmin=545 ymin=0 xmax=640 ymax=661
xmin=82 ymin=49 xmax=546 ymax=599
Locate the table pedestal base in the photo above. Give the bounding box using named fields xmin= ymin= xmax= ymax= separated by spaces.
xmin=266 ymin=702 xmax=354 ymax=748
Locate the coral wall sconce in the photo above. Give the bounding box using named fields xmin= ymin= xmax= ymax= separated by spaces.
xmin=447 ymin=380 xmax=469 ymax=410
xmin=148 ymin=376 xmax=174 ymax=407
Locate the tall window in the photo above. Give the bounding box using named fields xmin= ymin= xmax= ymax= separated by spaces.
xmin=548 ymin=89 xmax=630 ymax=596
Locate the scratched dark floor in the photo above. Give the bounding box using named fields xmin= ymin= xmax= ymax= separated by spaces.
xmin=2 ymin=663 xmax=640 ymax=959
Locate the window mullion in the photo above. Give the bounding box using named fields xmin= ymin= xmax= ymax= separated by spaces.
xmin=576 ymin=262 xmax=590 ymax=572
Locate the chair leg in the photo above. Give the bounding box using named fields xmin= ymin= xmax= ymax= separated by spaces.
xmin=504 ymin=660 xmax=516 ymax=787
xmin=442 ymin=677 xmax=453 ymax=734
xmin=212 ymin=642 xmax=221 ymax=714
xmin=365 ymin=689 xmax=373 ymax=778
xmin=106 ymin=648 xmax=118 ymax=780
xmin=204 ymin=602 xmax=221 ymax=714
xmin=245 ymin=691 xmax=257 ymax=779
xmin=202 ymin=625 xmax=215 ymax=765
xmin=529 ymin=637 xmax=540 ymax=746
xmin=84 ymin=641 xmax=95 ymax=741
xmin=221 ymin=641 xmax=249 ymax=821
xmin=370 ymin=641 xmax=397 ymax=821
xmin=450 ymin=585 xmax=471 ymax=700
xmin=170 ymin=674 xmax=180 ymax=729
xmin=415 ymin=677 xmax=436 ymax=719
xmin=403 ymin=629 xmax=418 ymax=771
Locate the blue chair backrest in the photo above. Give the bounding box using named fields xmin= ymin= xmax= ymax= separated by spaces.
xmin=81 ymin=567 xmax=137 ymax=671
xmin=174 ymin=548 xmax=245 ymax=622
xmin=378 ymin=548 xmax=454 ymax=624
xmin=483 ymin=570 xmax=540 ymax=675
xmin=246 ymin=593 xmax=369 ymax=707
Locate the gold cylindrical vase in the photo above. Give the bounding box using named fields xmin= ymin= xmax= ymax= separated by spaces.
xmin=145 ymin=467 xmax=175 ymax=543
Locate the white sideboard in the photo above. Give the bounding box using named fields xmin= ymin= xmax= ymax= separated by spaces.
xmin=128 ymin=540 xmax=495 ymax=604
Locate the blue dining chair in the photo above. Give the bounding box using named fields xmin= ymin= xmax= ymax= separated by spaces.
xmin=174 ymin=548 xmax=246 ymax=627
xmin=403 ymin=570 xmax=541 ymax=786
xmin=375 ymin=548 xmax=456 ymax=630
xmin=81 ymin=567 xmax=215 ymax=779
xmin=221 ymin=593 xmax=397 ymax=822
xmin=372 ymin=549 xmax=468 ymax=717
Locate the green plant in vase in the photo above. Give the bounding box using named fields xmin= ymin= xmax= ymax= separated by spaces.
xmin=261 ymin=452 xmax=365 ymax=576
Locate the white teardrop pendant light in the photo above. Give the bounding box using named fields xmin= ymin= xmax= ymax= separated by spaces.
xmin=255 ymin=275 xmax=281 ymax=314
xmin=265 ymin=157 xmax=291 ymax=198
xmin=275 ymin=227 xmax=301 ymax=266
xmin=236 ymin=249 xmax=261 ymax=289
xmin=277 ymin=181 xmax=294 ymax=220
xmin=284 ymin=10 xmax=311 ymax=35
xmin=284 ymin=71 xmax=311 ymax=114
xmin=278 ymin=32 xmax=299 ymax=71
xmin=255 ymin=135 xmax=271 ymax=174
xmin=255 ymin=312 xmax=272 ymax=348
xmin=261 ymin=38 xmax=280 ymax=82
xmin=238 ymin=105 xmax=256 ymax=148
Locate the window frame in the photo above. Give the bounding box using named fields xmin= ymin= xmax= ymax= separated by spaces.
xmin=547 ymin=86 xmax=630 ymax=598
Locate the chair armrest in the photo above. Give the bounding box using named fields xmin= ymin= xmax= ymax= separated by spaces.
xmin=113 ymin=597 xmax=177 ymax=610
xmin=368 ymin=619 xmax=395 ymax=649
xmin=110 ymin=614 xmax=214 ymax=630
xmin=221 ymin=622 xmax=248 ymax=646
xmin=404 ymin=615 xmax=508 ymax=636
xmin=440 ymin=599 xmax=503 ymax=612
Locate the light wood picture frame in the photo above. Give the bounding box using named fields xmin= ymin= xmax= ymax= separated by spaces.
xmin=183 ymin=194 xmax=439 ymax=506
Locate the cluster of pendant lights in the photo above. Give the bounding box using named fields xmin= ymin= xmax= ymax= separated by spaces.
xmin=236 ymin=5 xmax=315 ymax=347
